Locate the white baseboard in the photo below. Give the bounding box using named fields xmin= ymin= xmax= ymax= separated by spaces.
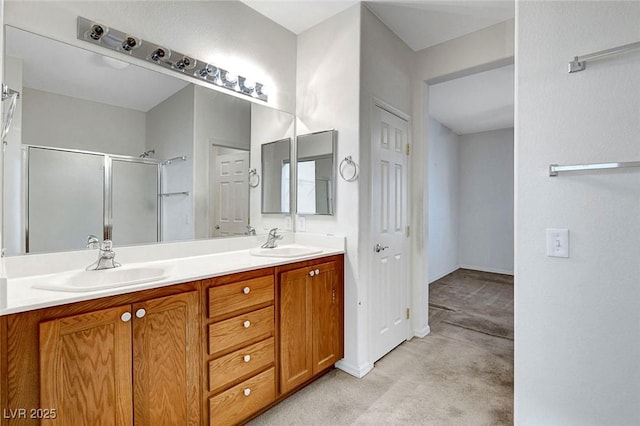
xmin=458 ymin=264 xmax=513 ymax=276
xmin=335 ymin=360 xmax=374 ymax=378
xmin=414 ymin=325 xmax=431 ymax=338
xmin=428 ymin=264 xmax=460 ymax=284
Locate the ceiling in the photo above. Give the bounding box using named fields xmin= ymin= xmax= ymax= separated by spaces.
xmin=6 ymin=26 xmax=188 ymax=112
xmin=428 ymin=64 xmax=514 ymax=135
xmin=241 ymin=0 xmax=514 ymax=51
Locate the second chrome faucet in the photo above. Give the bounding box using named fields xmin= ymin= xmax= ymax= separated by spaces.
xmin=261 ymin=228 xmax=283 ymax=249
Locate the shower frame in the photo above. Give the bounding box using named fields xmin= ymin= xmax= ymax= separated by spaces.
xmin=24 ymin=145 xmax=163 ymax=253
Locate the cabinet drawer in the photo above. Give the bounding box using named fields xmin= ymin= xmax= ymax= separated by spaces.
xmin=209 ymin=367 xmax=275 ymax=426
xmin=209 ymin=275 xmax=274 ymax=319
xmin=209 ymin=306 xmax=274 ymax=356
xmin=209 ymin=337 xmax=275 ymax=393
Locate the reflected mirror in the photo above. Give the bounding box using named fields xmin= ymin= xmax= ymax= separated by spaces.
xmin=261 ymin=138 xmax=291 ymax=214
xmin=2 ymin=26 xmax=294 ymax=255
xmin=296 ymin=130 xmax=337 ymax=215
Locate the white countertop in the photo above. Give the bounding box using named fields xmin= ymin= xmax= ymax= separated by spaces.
xmin=0 ymin=233 xmax=344 ymax=316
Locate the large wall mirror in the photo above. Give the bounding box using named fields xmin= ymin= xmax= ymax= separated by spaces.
xmin=296 ymin=130 xmax=337 ymax=215
xmin=2 ymin=26 xmax=294 ymax=256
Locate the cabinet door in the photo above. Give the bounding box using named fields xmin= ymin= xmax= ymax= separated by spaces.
xmin=132 ymin=292 xmax=200 ymax=426
xmin=279 ymin=267 xmax=313 ymax=394
xmin=40 ymin=305 xmax=133 ymax=426
xmin=312 ymin=261 xmax=343 ymax=374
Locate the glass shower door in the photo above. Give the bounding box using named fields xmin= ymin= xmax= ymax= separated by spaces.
xmin=27 ymin=147 xmax=104 ymax=253
xmin=111 ymin=159 xmax=160 ymax=246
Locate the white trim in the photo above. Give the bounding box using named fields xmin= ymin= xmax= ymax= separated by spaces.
xmin=414 ymin=325 xmax=431 ymax=338
xmin=458 ymin=264 xmax=514 ymax=276
xmin=428 ymin=264 xmax=460 ymax=284
xmin=335 ymin=360 xmax=374 ymax=378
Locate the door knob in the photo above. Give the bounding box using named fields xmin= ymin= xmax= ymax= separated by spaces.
xmin=243 ymin=354 xmax=251 ymax=363
xmin=121 ymin=312 xmax=132 ymax=322
xmin=243 ymin=320 xmax=251 ymax=328
xmin=374 ymin=243 xmax=389 ymax=253
xmin=309 ymin=270 xmax=315 ymax=277
xmin=136 ymin=308 xmax=146 ymax=319
xmin=243 ymin=388 xmax=251 ymax=397
xmin=243 ymin=286 xmax=251 ymax=294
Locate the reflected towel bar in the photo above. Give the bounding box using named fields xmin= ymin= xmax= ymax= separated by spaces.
xmin=568 ymin=40 xmax=640 ymax=73
xmin=160 ymin=191 xmax=189 ymax=197
xmin=162 ymin=156 xmax=187 ymax=165
xmin=549 ymin=161 xmax=640 ymax=176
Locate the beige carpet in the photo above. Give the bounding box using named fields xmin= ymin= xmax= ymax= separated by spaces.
xmin=250 ymin=269 xmax=513 ymax=425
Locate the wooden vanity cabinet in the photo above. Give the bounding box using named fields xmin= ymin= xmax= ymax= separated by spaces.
xmin=277 ymin=255 xmax=344 ymax=395
xmin=203 ymin=268 xmax=277 ymax=426
xmin=2 ymin=282 xmax=200 ymax=426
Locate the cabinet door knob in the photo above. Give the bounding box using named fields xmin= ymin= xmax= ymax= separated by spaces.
xmin=243 ymin=320 xmax=251 ymax=328
xmin=243 ymin=354 xmax=251 ymax=363
xmin=315 ymin=269 xmax=320 ymax=275
xmin=309 ymin=270 xmax=315 ymax=277
xmin=243 ymin=388 xmax=251 ymax=397
xmin=243 ymin=286 xmax=251 ymax=294
xmin=121 ymin=312 xmax=132 ymax=322
xmin=135 ymin=308 xmax=146 ymax=319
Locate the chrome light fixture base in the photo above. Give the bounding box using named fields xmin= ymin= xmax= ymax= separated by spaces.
xmin=77 ymin=16 xmax=268 ymax=102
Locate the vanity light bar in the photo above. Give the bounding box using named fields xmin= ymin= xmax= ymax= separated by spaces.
xmin=76 ymin=16 xmax=268 ymax=102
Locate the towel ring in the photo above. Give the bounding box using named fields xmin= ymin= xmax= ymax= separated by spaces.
xmin=248 ymin=168 xmax=260 ymax=188
xmin=339 ymin=156 xmax=358 ymax=182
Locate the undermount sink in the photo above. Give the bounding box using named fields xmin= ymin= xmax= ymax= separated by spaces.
xmin=250 ymin=245 xmax=322 ymax=258
xmin=32 ymin=266 xmax=170 ymax=292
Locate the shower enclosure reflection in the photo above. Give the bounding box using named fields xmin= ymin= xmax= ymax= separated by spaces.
xmin=25 ymin=146 xmax=160 ymax=253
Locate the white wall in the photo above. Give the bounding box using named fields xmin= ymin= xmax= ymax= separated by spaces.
xmin=4 ymin=1 xmax=297 ymax=113
xmin=427 ymin=117 xmax=459 ymax=282
xmin=146 ymin=85 xmax=194 ymax=242
xmin=22 ymin=88 xmax=146 ymax=156
xmin=459 ymin=128 xmax=513 ymax=275
xmin=516 ymin=2 xmax=640 ymax=424
xmin=296 ymin=4 xmax=362 ymax=374
xmin=193 ymin=85 xmax=250 ymax=239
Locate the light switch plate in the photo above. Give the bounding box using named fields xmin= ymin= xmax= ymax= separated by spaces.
xmin=546 ymin=228 xmax=569 ymax=258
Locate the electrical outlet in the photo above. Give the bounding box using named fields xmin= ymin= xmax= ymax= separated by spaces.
xmin=546 ymin=228 xmax=569 ymax=258
xmin=297 ymin=216 xmax=306 ymax=232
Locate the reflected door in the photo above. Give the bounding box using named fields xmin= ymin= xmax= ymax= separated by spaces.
xmin=212 ymin=150 xmax=249 ymax=236
xmin=27 ymin=147 xmax=104 ymax=253
xmin=370 ymin=105 xmax=409 ymax=363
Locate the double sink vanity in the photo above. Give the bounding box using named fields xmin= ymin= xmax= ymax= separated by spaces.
xmin=0 ymin=233 xmax=345 ymax=425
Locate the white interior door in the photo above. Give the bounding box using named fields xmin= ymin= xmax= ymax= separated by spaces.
xmin=212 ymin=150 xmax=249 ymax=237
xmin=371 ymin=104 xmax=410 ymax=363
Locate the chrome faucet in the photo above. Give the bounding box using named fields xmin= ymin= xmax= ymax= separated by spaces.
xmin=245 ymin=225 xmax=256 ymax=236
xmin=86 ymin=240 xmax=121 ymax=271
xmin=86 ymin=234 xmax=100 ymax=249
xmin=261 ymin=228 xmax=283 ymax=249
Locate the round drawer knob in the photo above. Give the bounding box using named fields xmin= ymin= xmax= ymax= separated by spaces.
xmin=243 ymin=354 xmax=251 ymax=363
xmin=243 ymin=388 xmax=251 ymax=397
xmin=121 ymin=312 xmax=132 ymax=322
xmin=243 ymin=320 xmax=251 ymax=328
xmin=315 ymin=269 xmax=320 ymax=275
xmin=309 ymin=270 xmax=315 ymax=277
xmin=135 ymin=308 xmax=146 ymax=319
xmin=243 ymin=286 xmax=251 ymax=294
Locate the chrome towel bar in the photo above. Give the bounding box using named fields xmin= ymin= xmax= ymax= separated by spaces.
xmin=568 ymin=40 xmax=640 ymax=73
xmin=549 ymin=161 xmax=640 ymax=176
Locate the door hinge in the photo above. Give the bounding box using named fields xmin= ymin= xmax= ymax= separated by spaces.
xmin=406 ymin=308 xmax=410 ymax=319
xmin=405 ymin=226 xmax=410 ymax=237
xmin=405 ymin=144 xmax=410 ymax=156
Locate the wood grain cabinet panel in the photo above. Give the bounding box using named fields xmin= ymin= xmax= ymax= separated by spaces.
xmin=209 ymin=368 xmax=275 ymax=426
xmin=208 ymin=276 xmax=274 ymax=320
xmin=208 ymin=306 xmax=274 ymax=356
xmin=133 ymin=292 xmax=200 ymax=426
xmin=278 ymin=258 xmax=344 ymax=395
xmin=39 ymin=305 xmax=134 ymax=426
xmin=38 ymin=291 xmax=200 ymax=426
xmin=209 ymin=337 xmax=275 ymax=394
